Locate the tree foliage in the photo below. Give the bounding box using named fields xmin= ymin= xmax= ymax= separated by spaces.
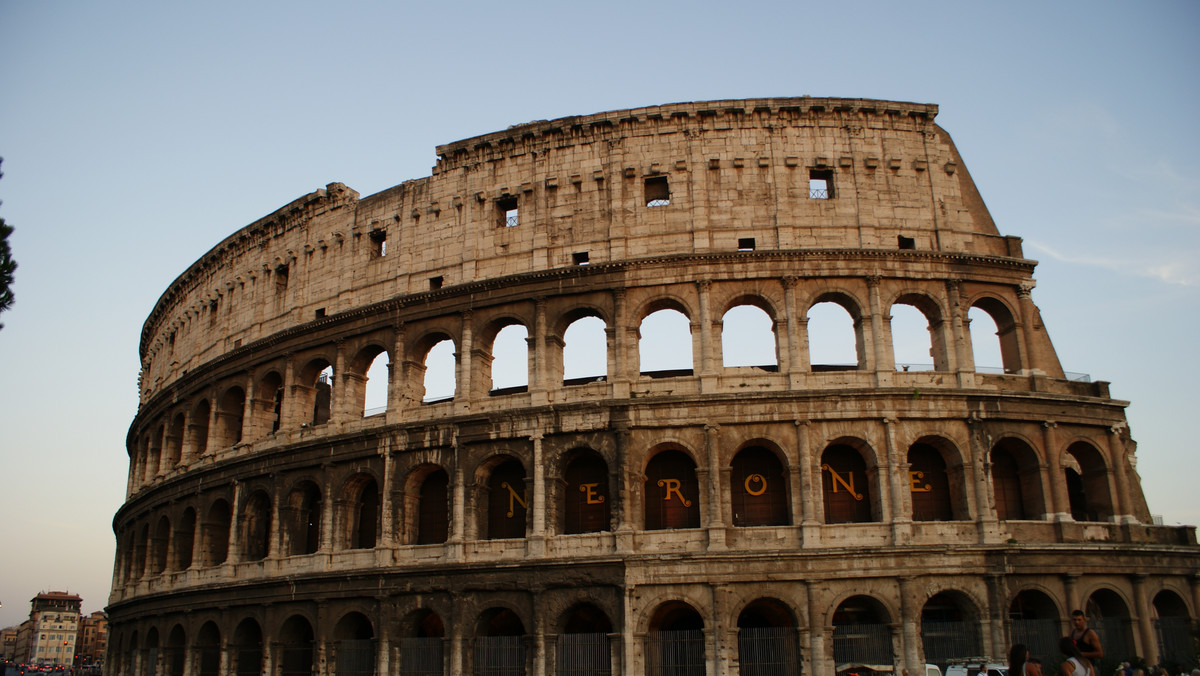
xmin=0 ymin=158 xmax=15 ymax=330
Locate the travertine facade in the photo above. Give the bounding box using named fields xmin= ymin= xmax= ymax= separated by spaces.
xmin=110 ymin=98 xmax=1199 ymax=676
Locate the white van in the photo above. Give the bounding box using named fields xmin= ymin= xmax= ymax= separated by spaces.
xmin=945 ymin=663 xmax=1009 ymax=676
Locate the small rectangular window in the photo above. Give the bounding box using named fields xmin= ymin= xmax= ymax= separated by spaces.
xmin=898 ymin=235 xmax=915 ymax=250
xmin=369 ymin=229 xmax=387 ymax=257
xmin=645 ymin=176 xmax=670 ymax=207
xmin=737 ymin=237 xmax=756 ymax=251
xmin=497 ymin=197 xmax=519 ymax=227
xmin=315 ymin=308 xmax=326 ymax=318
xmin=572 ymin=251 xmax=590 ymax=265
xmin=429 ymin=276 xmax=444 ymax=290
xmin=809 ymin=169 xmax=834 ymax=199
xmin=275 ymin=264 xmax=289 ymax=292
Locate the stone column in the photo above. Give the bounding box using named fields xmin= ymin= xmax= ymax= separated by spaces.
xmin=529 ymin=431 xmax=547 ymax=556
xmin=705 ymin=424 xmax=726 ymax=551
xmin=866 ymin=276 xmax=891 ymax=375
xmin=268 ymin=487 xmax=282 ymax=559
xmin=205 ymin=386 xmax=223 ymax=453
xmin=711 ymin=584 xmax=732 ymax=676
xmin=530 ymin=298 xmax=548 ymax=406
xmin=449 ymin=594 xmax=466 ymax=676
xmin=386 ymin=323 xmax=407 ymax=423
xmin=227 ymin=481 xmax=243 ymax=565
xmin=883 ymin=418 xmax=908 ymax=541
xmin=1131 ymin=574 xmax=1159 ymax=666
xmin=1014 ymin=283 xmax=1039 ymax=375
xmin=1043 ymin=422 xmax=1070 ymax=521
xmin=1062 ymin=574 xmax=1080 ymax=617
xmin=898 ymin=576 xmax=922 ymax=675
xmin=330 ymin=340 xmax=348 ymax=425
xmin=614 ymin=423 xmax=635 ymax=553
xmin=985 ymin=574 xmax=1007 ymax=661
xmin=189 ymin=515 xmax=204 ymax=571
xmin=970 ymin=419 xmax=1000 ymax=543
xmin=449 ymin=432 xmax=466 ymax=559
xmin=808 ymin=583 xmax=827 ymax=676
xmin=795 ymin=420 xmax=817 ymax=540
xmin=1107 ymin=427 xmax=1136 ymax=524
xmin=611 ymin=290 xmax=633 ymax=396
xmin=457 ymin=311 xmax=473 ymax=414
xmin=241 ymin=371 xmax=258 ymax=444
xmin=697 ymin=280 xmax=716 ymax=380
xmin=945 ymin=280 xmax=973 ymax=386
xmin=375 ymin=604 xmax=390 ymax=676
xmin=381 ymin=442 xmax=396 ymax=546
xmin=279 ymin=354 xmax=298 ymax=432
xmin=319 ymin=474 xmax=335 ymax=552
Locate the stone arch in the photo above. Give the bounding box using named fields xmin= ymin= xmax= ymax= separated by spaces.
xmin=646 ymin=601 xmax=706 ymax=676
xmin=990 ymin=437 xmax=1047 ymax=520
xmin=1065 ymin=440 xmax=1115 ymax=522
xmin=396 ymin=608 xmax=445 ymax=674
xmin=195 ymin=622 xmax=220 ymax=676
xmin=250 ymin=369 xmax=285 ymax=439
xmin=474 ymin=607 xmax=528 ymax=675
xmin=737 ymin=597 xmax=803 ymax=676
xmin=143 ymin=626 xmax=160 ymax=676
xmin=1152 ymin=589 xmax=1195 ymax=668
xmin=240 ymin=489 xmax=272 ymax=561
xmin=164 ymin=411 xmax=185 ymax=468
xmin=346 ymin=341 xmax=391 ymax=418
xmin=188 ymin=398 xmax=210 ymax=459
xmin=122 ymin=529 xmax=138 ymax=585
xmin=164 ymin=624 xmax=187 ymax=676
xmin=831 ymin=595 xmax=894 ymax=667
xmin=556 ymin=603 xmax=615 ymax=676
xmin=215 ymin=385 xmax=245 ymax=448
xmin=402 ymin=463 xmax=450 ymax=545
xmin=1084 ymin=587 xmax=1136 ymax=663
xmin=889 ymin=291 xmax=951 ymax=372
xmin=730 ymin=442 xmax=790 ymax=527
xmin=476 ymin=315 xmax=531 ymax=397
xmin=920 ymin=590 xmax=983 ymax=666
xmin=479 ymin=455 xmax=528 ymax=540
xmin=805 ymin=289 xmax=867 ymax=371
xmin=720 ymin=294 xmax=780 ymax=369
xmin=278 ymin=615 xmax=315 ymax=676
xmin=560 ymin=448 xmax=612 ymax=534
xmin=907 ymin=436 xmax=967 ymax=522
xmin=1009 ymin=588 xmax=1062 ymax=662
xmin=644 ymin=446 xmax=702 ymax=530
xmin=282 ymin=479 xmax=322 ymax=556
xmin=148 ymin=514 xmax=170 ymax=574
xmin=637 ymin=296 xmax=695 ymax=375
xmin=173 ymin=507 xmax=196 ymax=570
xmin=297 ymin=356 xmax=335 ymax=427
xmin=332 ymin=611 xmax=375 ymax=676
xmin=968 ymin=295 xmax=1021 ymax=374
xmin=411 ymin=330 xmax=456 ymax=404
xmin=557 ymin=305 xmax=609 ymax=385
xmin=201 ymin=499 xmax=231 ymax=566
xmin=232 ymin=618 xmax=263 ymax=676
xmin=340 ymin=472 xmax=380 ymax=550
xmin=820 ymin=438 xmax=881 ymax=523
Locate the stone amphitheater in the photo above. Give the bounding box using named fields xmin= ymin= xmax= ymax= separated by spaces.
xmin=108 ymin=98 xmax=1199 ymax=676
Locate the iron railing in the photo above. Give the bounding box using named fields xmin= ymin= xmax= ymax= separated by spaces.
xmin=832 ymin=623 xmax=892 ymax=666
xmin=921 ymin=621 xmax=981 ymax=667
xmin=739 ymin=626 xmax=802 ymax=676
xmin=336 ymin=639 xmax=375 ymax=676
xmin=474 ymin=636 xmax=526 ymax=675
xmin=556 ymin=633 xmax=611 ymax=676
xmin=1156 ymin=618 xmax=1198 ymax=668
xmin=646 ymin=629 xmax=706 ymax=676
xmin=1009 ymin=620 xmax=1059 ymax=662
xmin=397 ymin=637 xmax=443 ymax=676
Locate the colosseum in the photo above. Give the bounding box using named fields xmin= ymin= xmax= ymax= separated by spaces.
xmin=109 ymin=98 xmax=1199 ymax=676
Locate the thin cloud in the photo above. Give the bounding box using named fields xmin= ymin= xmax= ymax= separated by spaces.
xmin=1027 ymin=240 xmax=1199 ymax=286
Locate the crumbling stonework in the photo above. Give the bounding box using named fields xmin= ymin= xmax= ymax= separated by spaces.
xmin=109 ymin=98 xmax=1199 ymax=676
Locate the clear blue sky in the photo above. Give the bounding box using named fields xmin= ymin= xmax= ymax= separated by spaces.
xmin=1 ymin=0 xmax=1197 ymax=627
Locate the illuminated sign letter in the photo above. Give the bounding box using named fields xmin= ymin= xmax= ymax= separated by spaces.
xmin=744 ymin=473 xmax=768 ymax=496
xmin=821 ymin=464 xmax=864 ymax=500
xmin=909 ymin=470 xmax=932 ymax=493
xmin=500 ymin=481 xmax=527 ymax=517
xmin=579 ymin=483 xmax=605 ymax=504
xmin=657 ymin=478 xmax=692 ymax=507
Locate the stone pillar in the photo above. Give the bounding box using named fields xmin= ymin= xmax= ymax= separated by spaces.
xmin=1015 ymin=282 xmax=1043 ymax=375
xmin=711 ymin=584 xmax=732 ymax=676
xmin=375 ymin=607 xmax=390 ymax=676
xmin=1062 ymin=574 xmax=1080 ymax=617
xmin=268 ymin=488 xmax=282 ymax=559
xmin=1043 ymin=422 xmax=1071 ymax=521
xmin=449 ymin=594 xmax=466 ymax=676
xmin=330 ymin=339 xmax=348 ymax=425
xmin=529 ymin=431 xmax=546 ymax=556
xmin=319 ymin=474 xmax=335 ymax=552
xmin=866 ymin=276 xmax=891 ymax=375
xmin=457 ymin=311 xmax=473 ymax=414
xmin=241 ymin=371 xmax=258 ymax=444
xmin=623 ymin=586 xmax=638 ymax=676
xmin=697 ymin=280 xmax=717 ymax=383
xmin=808 ymin=584 xmax=827 ymax=676
xmin=970 ymin=419 xmax=1000 ymax=543
xmin=279 ymin=354 xmax=298 ymax=432
xmin=227 ymin=481 xmax=243 ymax=565
xmin=883 ymin=418 xmax=908 ymax=541
xmin=611 ymin=290 xmax=633 ymax=396
xmin=189 ymin=515 xmax=204 ymax=571
xmin=449 ymin=432 xmax=466 ymax=559
xmin=794 ymin=420 xmax=817 ymax=540
xmin=381 ymin=442 xmax=396 ymax=545
xmin=205 ymin=386 xmax=223 ymax=454
xmin=985 ymin=574 xmax=1007 ymax=661
xmin=705 ymin=424 xmax=726 ymax=550
xmin=899 ymin=576 xmax=922 ymax=675
xmin=1131 ymin=574 xmax=1159 ymax=666
xmin=614 ymin=423 xmax=634 ymax=553
xmin=530 ymin=298 xmax=548 ymax=406
xmin=216 ymin=639 xmax=230 ymax=676
xmin=945 ymin=280 xmax=973 ymax=386
xmin=1107 ymin=427 xmax=1136 ymax=524
xmin=387 ymin=323 xmax=407 ymax=422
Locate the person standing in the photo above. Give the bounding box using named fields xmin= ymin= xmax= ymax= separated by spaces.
xmin=1060 ymin=636 xmax=1097 ymax=676
xmin=1071 ymin=610 xmax=1104 ymax=660
xmin=1010 ymin=643 xmax=1043 ymax=676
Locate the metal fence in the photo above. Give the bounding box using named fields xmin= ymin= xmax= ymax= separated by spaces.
xmin=556 ymin=633 xmax=611 ymax=676
xmin=335 ymin=640 xmax=375 ymax=676
xmin=739 ymin=627 xmax=802 ymax=676
xmin=1009 ymin=619 xmax=1060 ymax=663
xmin=197 ymin=647 xmax=220 ymax=676
xmin=833 ymin=623 xmax=892 ymax=666
xmin=474 ymin=636 xmax=526 ymax=676
xmin=280 ymin=647 xmax=313 ymax=676
xmin=235 ymin=648 xmax=262 ymax=676
xmin=646 ymin=629 xmax=706 ymax=676
xmin=1156 ymin=618 xmax=1198 ymax=668
xmin=921 ymin=621 xmax=981 ymax=667
xmin=1093 ymin=618 xmax=1135 ymax=663
xmin=397 ymin=637 xmax=444 ymax=676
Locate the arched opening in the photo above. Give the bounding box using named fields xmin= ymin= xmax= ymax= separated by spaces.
xmin=143 ymin=628 xmax=160 ymax=676
xmin=232 ymin=619 xmax=263 ymax=676
xmin=832 ymin=595 xmax=893 ymax=667
xmin=968 ymin=299 xmax=1019 ymax=373
xmin=151 ymin=515 xmax=170 ymax=574
xmin=820 ymin=443 xmax=876 ymax=523
xmin=807 ymin=297 xmax=863 ymax=371
xmin=165 ymin=412 xmax=184 ymax=468
xmin=474 ymin=608 xmax=527 ymax=676
xmin=721 ymin=303 xmax=778 ymax=369
xmin=279 ymin=616 xmax=315 ymax=676
xmin=891 ymin=295 xmax=950 ymax=371
xmin=737 ymin=598 xmax=801 ymax=676
xmin=333 ymin=612 xmax=375 ymax=676
xmin=363 ymin=349 xmax=390 ymax=417
xmin=122 ymin=530 xmax=137 ymax=584
xmin=730 ymin=446 xmax=790 ymax=527
xmin=422 ymin=338 xmax=456 ymax=403
xmin=639 ymin=307 xmax=694 ymax=376
xmin=165 ymin=625 xmax=186 ymax=676
xmin=343 ymin=475 xmax=379 ymax=550
xmin=241 ymin=490 xmax=272 ymax=561
xmin=201 ymin=500 xmax=231 ymax=566
xmin=1065 ymin=442 xmax=1115 ymax=522
xmin=1008 ymin=590 xmax=1061 ymax=663
xmin=557 ymin=604 xmax=613 ymax=676
xmin=1152 ymin=590 xmax=1195 ymax=669
xmin=415 ymin=468 xmax=450 ymax=545
xmin=920 ymin=591 xmax=982 ymax=668
xmin=908 ymin=443 xmax=954 ymax=521
xmin=135 ymin=524 xmax=149 ymax=580
xmin=215 ymin=386 xmax=245 ymax=447
xmin=1085 ymin=589 xmax=1135 ymax=664
xmin=490 ymin=323 xmax=530 ymax=394
xmin=188 ymin=398 xmax=211 ymax=459
xmin=398 ymin=609 xmax=445 ymax=676
xmin=486 ymin=459 xmax=528 ymax=539
xmin=563 ymin=450 xmax=611 ymax=534
xmin=647 ymin=602 xmax=705 ymax=676
xmin=313 ymin=363 xmax=334 ymax=426
xmin=990 ymin=439 xmax=1046 ymax=520
xmin=147 ymin=426 xmax=163 ymax=481
xmin=563 ymin=315 xmax=607 ymax=385
xmin=174 ymin=507 xmax=196 ymax=570
xmin=284 ymin=481 xmax=322 ymax=556
xmin=253 ymin=371 xmax=284 ymax=438
xmin=644 ymin=449 xmax=701 ymax=530
xmin=196 ymin=623 xmax=220 ymax=676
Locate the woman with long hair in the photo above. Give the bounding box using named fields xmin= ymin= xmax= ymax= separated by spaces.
xmin=1010 ymin=643 xmax=1043 ymax=676
xmin=1059 ymin=636 xmax=1096 ymax=676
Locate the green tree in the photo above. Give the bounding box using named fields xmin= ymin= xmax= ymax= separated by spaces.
xmin=0 ymin=158 xmax=15 ymax=329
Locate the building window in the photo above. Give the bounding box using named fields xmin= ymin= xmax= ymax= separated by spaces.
xmin=275 ymin=264 xmax=289 ymax=292
xmin=429 ymin=276 xmax=443 ymax=290
xmin=572 ymin=251 xmax=590 ymax=266
xmin=737 ymin=237 xmax=756 ymax=251
xmin=809 ymin=169 xmax=835 ymax=199
xmin=898 ymin=235 xmax=915 ymax=249
xmin=370 ymin=229 xmax=387 ymax=257
xmin=645 ymin=176 xmax=670 ymax=207
xmin=498 ymin=197 xmax=519 ymax=228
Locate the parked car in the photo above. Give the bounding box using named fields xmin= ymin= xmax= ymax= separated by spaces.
xmin=945 ymin=662 xmax=1009 ymax=676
